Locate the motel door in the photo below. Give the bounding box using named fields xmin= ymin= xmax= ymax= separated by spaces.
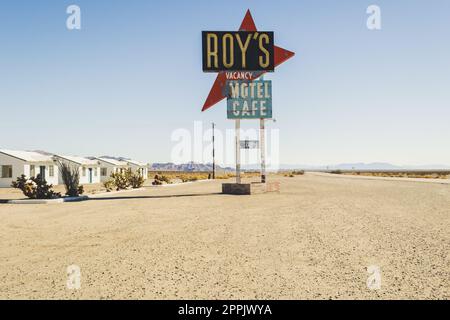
xmin=39 ymin=166 xmax=46 ymax=179
xmin=89 ymin=168 xmax=93 ymax=183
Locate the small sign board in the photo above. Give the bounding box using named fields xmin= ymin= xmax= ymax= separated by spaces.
xmin=202 ymin=31 xmax=274 ymax=72
xmin=226 ymin=80 xmax=272 ymax=119
xmin=240 ymin=140 xmax=259 ymax=149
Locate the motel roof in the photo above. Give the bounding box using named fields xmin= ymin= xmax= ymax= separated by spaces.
xmin=96 ymin=157 xmax=129 ymax=167
xmin=126 ymin=159 xmax=147 ymax=167
xmin=54 ymin=155 xmax=100 ymax=166
xmin=0 ymin=149 xmax=55 ymax=163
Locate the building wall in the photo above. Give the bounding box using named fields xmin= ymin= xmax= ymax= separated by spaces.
xmin=0 ymin=153 xmax=25 ymax=188
xmin=78 ymin=166 xmax=101 ymax=185
xmin=98 ymin=162 xmax=130 ymax=182
xmin=23 ymin=162 xmax=59 ymax=186
xmin=99 ymin=163 xmax=116 ymax=183
xmin=0 ymin=154 xmax=59 ymax=187
xmin=99 ymin=164 xmax=113 ymax=182
xmin=56 ymin=159 xmax=100 ymax=185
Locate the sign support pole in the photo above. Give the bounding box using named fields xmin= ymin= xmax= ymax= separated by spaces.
xmin=212 ymin=122 xmax=216 ymax=179
xmin=260 ymin=118 xmax=266 ymax=183
xmin=235 ymin=119 xmax=241 ymax=184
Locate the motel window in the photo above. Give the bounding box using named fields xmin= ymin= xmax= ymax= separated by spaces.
xmin=101 ymin=168 xmax=107 ymax=176
xmin=49 ymin=165 xmax=54 ymax=177
xmin=30 ymin=165 xmax=35 ymax=177
xmin=1 ymin=165 xmax=13 ymax=178
xmin=82 ymin=167 xmax=86 ymax=176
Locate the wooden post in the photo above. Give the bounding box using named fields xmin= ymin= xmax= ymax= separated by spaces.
xmin=235 ymin=119 xmax=241 ymax=184
xmin=260 ymin=118 xmax=266 ymax=183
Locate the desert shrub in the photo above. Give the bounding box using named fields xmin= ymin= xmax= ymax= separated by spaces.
xmin=215 ymin=173 xmax=235 ymax=179
xmin=159 ymin=175 xmax=171 ymax=184
xmin=58 ymin=161 xmax=84 ymax=197
xmin=284 ymin=173 xmax=295 ymax=177
xmin=103 ymin=179 xmax=115 ymax=192
xmin=330 ymin=170 xmax=342 ymax=174
xmin=180 ymin=174 xmax=200 ymax=182
xmin=285 ymin=170 xmax=304 ymax=177
xmin=152 ymin=174 xmax=171 ymax=185
xmin=11 ymin=174 xmax=61 ymax=199
xmin=110 ymin=171 xmax=130 ymax=190
xmin=128 ymin=171 xmax=145 ymax=189
xmin=107 ymin=169 xmax=144 ymax=190
xmin=152 ymin=179 xmax=163 ymax=185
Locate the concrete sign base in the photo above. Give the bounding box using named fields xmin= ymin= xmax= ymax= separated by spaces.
xmin=222 ymin=182 xmax=280 ymax=195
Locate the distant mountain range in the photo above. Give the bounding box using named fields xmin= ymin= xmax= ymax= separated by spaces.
xmin=150 ymin=162 xmax=449 ymax=172
xmin=31 ymin=150 xmax=450 ymax=171
xmin=150 ymin=162 xmax=234 ymax=172
xmin=277 ymin=162 xmax=450 ymax=171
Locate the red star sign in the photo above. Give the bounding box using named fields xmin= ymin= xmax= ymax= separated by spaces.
xmin=202 ymin=9 xmax=295 ymax=112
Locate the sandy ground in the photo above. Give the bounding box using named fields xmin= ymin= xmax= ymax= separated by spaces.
xmin=310 ymin=171 xmax=450 ymax=185
xmin=0 ymin=173 xmax=449 ymax=300
xmin=0 ymin=180 xmax=161 ymax=201
xmin=0 ymin=183 xmax=108 ymax=201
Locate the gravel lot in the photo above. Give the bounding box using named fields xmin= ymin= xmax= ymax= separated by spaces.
xmin=0 ymin=174 xmax=449 ymax=299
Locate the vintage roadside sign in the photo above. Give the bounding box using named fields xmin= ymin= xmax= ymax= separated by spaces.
xmin=226 ymin=80 xmax=272 ymax=119
xmin=240 ymin=140 xmax=259 ymax=149
xmin=202 ymin=31 xmax=274 ymax=72
xmin=201 ymin=10 xmax=294 ymax=112
xmin=201 ymin=10 xmax=295 ymax=186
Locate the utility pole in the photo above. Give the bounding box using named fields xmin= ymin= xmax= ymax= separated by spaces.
xmin=212 ymin=122 xmax=216 ymax=179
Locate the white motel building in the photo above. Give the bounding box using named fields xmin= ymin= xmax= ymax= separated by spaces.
xmin=53 ymin=155 xmax=102 ymax=185
xmin=95 ymin=157 xmax=130 ymax=182
xmin=127 ymin=159 xmax=148 ymax=179
xmin=0 ymin=150 xmax=59 ymax=188
xmin=0 ymin=149 xmax=148 ymax=188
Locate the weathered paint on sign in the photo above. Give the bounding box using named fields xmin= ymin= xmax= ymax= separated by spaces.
xmin=226 ymin=80 xmax=272 ymax=119
xmin=202 ymin=31 xmax=274 ymax=72
xmin=240 ymin=140 xmax=259 ymax=149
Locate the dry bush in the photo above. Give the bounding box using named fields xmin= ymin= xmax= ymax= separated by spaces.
xmin=110 ymin=171 xmax=130 ymax=190
xmin=346 ymin=171 xmax=450 ymax=179
xmin=103 ymin=179 xmax=115 ymax=192
xmin=129 ymin=171 xmax=145 ymax=188
xmin=215 ymin=173 xmax=235 ymax=179
xmin=152 ymin=174 xmax=172 ymax=185
xmin=11 ymin=174 xmax=61 ymax=199
xmin=57 ymin=161 xmax=84 ymax=197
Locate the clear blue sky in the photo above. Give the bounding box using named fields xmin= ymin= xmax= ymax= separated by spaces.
xmin=1 ymin=0 xmax=449 ymax=165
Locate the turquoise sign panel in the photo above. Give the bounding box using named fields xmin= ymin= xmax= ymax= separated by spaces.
xmin=226 ymin=80 xmax=272 ymax=119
